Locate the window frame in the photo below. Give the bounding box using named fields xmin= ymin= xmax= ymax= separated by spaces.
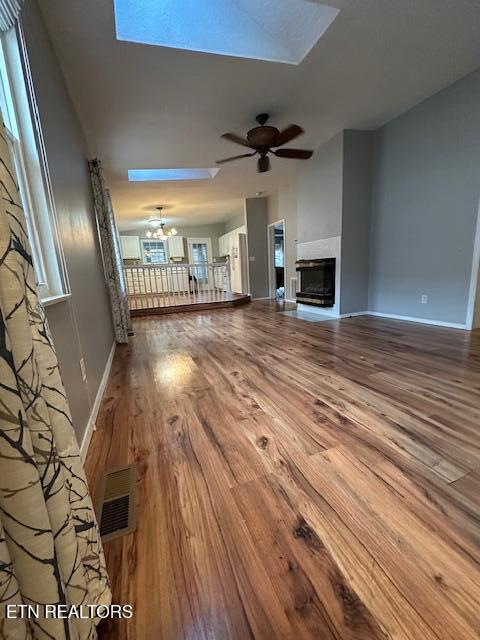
xmin=0 ymin=24 xmax=68 ymax=301
xmin=141 ymin=238 xmax=169 ymax=265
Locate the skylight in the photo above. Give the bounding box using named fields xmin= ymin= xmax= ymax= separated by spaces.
xmin=114 ymin=0 xmax=339 ymax=65
xmin=128 ymin=168 xmax=220 ymax=182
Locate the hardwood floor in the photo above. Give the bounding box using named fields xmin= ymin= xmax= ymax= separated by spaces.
xmin=85 ymin=301 xmax=480 ymax=640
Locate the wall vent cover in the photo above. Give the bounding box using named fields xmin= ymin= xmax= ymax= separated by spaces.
xmin=98 ymin=464 xmax=137 ymax=542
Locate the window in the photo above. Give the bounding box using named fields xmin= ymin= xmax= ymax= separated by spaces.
xmin=0 ymin=26 xmax=66 ymax=301
xmin=142 ymin=239 xmax=168 ymax=264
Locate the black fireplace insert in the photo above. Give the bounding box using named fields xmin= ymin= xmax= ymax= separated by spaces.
xmin=296 ymin=258 xmax=335 ymax=307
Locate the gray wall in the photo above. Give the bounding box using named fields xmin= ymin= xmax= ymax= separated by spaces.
xmin=340 ymin=130 xmax=374 ymax=314
xmin=23 ymin=0 xmax=114 ymax=443
xmin=224 ymin=212 xmax=246 ymax=233
xmin=245 ymin=197 xmax=269 ymax=298
xmin=296 ymin=132 xmax=343 ymax=244
xmin=369 ymin=69 xmax=480 ymax=325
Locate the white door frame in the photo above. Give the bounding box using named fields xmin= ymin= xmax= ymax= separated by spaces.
xmin=267 ymin=219 xmax=286 ymax=299
xmin=187 ymin=237 xmax=213 ymax=287
xmin=187 ymin=237 xmax=213 ymax=263
xmin=466 ymin=199 xmax=480 ymax=329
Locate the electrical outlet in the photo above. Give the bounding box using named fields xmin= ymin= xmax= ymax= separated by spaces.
xmin=421 ymin=294 xmax=428 ymax=304
xmin=79 ymin=357 xmax=87 ymax=381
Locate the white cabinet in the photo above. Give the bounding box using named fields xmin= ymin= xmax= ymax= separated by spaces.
xmin=120 ymin=235 xmax=141 ymax=259
xmin=218 ymin=226 xmax=246 ymax=293
xmin=168 ymin=235 xmax=185 ymax=258
xmin=218 ymin=235 xmax=228 ymax=257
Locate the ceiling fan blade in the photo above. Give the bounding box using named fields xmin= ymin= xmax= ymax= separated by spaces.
xmin=258 ymin=155 xmax=270 ymax=173
xmin=221 ymin=132 xmax=256 ymax=148
xmin=274 ymin=124 xmax=304 ymax=147
xmin=273 ymin=148 xmax=313 ymax=159
xmin=216 ymin=152 xmax=256 ymax=164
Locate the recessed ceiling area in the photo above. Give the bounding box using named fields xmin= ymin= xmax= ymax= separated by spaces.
xmin=38 ymin=0 xmax=480 ymax=231
xmin=114 ymin=0 xmax=339 ymax=65
xmin=128 ymin=168 xmax=220 ymax=181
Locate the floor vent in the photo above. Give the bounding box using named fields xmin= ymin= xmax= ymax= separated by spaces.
xmin=98 ymin=464 xmax=136 ymax=542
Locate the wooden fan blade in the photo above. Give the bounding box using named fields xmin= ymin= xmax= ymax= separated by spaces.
xmin=273 ymin=148 xmax=313 ymax=159
xmin=216 ymin=152 xmax=256 ymax=164
xmin=274 ymin=124 xmax=304 ymax=147
xmin=221 ymin=132 xmax=256 ymax=149
xmin=258 ymin=155 xmax=270 ymax=173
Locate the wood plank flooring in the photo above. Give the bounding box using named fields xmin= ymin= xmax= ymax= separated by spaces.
xmin=85 ymin=301 xmax=480 ymax=640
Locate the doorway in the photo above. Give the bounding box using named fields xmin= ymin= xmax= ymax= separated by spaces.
xmin=187 ymin=237 xmax=212 ymax=283
xmin=268 ymin=220 xmax=285 ymax=300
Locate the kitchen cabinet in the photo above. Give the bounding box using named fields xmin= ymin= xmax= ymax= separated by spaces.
xmin=218 ymin=225 xmax=246 ymax=293
xmin=120 ymin=235 xmax=141 ymax=259
xmin=168 ymin=235 xmax=185 ymax=258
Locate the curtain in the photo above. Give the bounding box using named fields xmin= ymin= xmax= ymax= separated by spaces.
xmin=88 ymin=159 xmax=132 ymax=344
xmin=0 ymin=0 xmax=23 ymax=32
xmin=0 ymin=124 xmax=110 ymax=636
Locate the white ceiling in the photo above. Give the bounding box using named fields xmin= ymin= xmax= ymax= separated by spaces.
xmin=39 ymin=0 xmax=480 ymax=230
xmin=113 ymin=0 xmax=339 ymax=65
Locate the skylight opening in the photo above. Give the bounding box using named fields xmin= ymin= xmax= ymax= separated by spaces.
xmin=128 ymin=168 xmax=220 ymax=182
xmin=114 ymin=0 xmax=339 ymax=66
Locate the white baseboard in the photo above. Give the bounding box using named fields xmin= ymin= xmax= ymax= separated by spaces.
xmin=80 ymin=341 xmax=116 ymax=461
xmin=339 ymin=311 xmax=370 ymax=318
xmin=367 ymin=311 xmax=467 ymax=330
xmin=285 ymin=298 xmax=297 ymax=304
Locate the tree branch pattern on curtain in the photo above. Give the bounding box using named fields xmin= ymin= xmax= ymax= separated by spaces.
xmin=0 ymin=122 xmax=110 ymax=637
xmin=88 ymin=159 xmax=131 ymax=344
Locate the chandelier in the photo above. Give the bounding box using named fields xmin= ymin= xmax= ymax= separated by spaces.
xmin=145 ymin=207 xmax=177 ymax=238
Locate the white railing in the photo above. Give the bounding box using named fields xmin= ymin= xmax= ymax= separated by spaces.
xmin=124 ymin=261 xmax=232 ymax=308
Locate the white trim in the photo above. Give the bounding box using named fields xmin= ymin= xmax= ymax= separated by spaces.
xmin=366 ymin=311 xmax=467 ymax=330
xmin=42 ymin=293 xmax=71 ymax=307
xmin=267 ymin=218 xmax=285 ymax=299
xmin=339 ymin=310 xmax=369 ymax=318
xmin=466 ymin=199 xmax=480 ymax=330
xmin=289 ymin=276 xmax=297 ymax=301
xmin=141 ymin=236 xmax=169 ymax=264
xmin=187 ymin=237 xmax=213 ymax=263
xmin=80 ymin=341 xmax=116 ymax=461
xmin=285 ymin=298 xmax=296 ymax=304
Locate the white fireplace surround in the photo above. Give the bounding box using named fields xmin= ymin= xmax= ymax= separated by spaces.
xmin=296 ymin=236 xmax=341 ymax=317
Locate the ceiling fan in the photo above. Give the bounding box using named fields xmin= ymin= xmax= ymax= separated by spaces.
xmin=216 ymin=113 xmax=313 ymax=173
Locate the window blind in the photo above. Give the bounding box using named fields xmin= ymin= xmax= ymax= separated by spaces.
xmin=0 ymin=0 xmax=23 ymax=32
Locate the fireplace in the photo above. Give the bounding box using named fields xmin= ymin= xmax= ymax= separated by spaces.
xmin=296 ymin=258 xmax=335 ymax=307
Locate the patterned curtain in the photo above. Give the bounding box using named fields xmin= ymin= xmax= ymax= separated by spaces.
xmin=0 ymin=125 xmax=110 ymax=636
xmin=88 ymin=159 xmax=131 ymax=344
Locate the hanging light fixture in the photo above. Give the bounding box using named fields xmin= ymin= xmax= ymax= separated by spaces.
xmin=146 ymin=206 xmax=177 ymax=238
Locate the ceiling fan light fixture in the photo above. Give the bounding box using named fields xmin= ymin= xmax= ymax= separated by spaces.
xmin=217 ymin=114 xmax=313 ymax=173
